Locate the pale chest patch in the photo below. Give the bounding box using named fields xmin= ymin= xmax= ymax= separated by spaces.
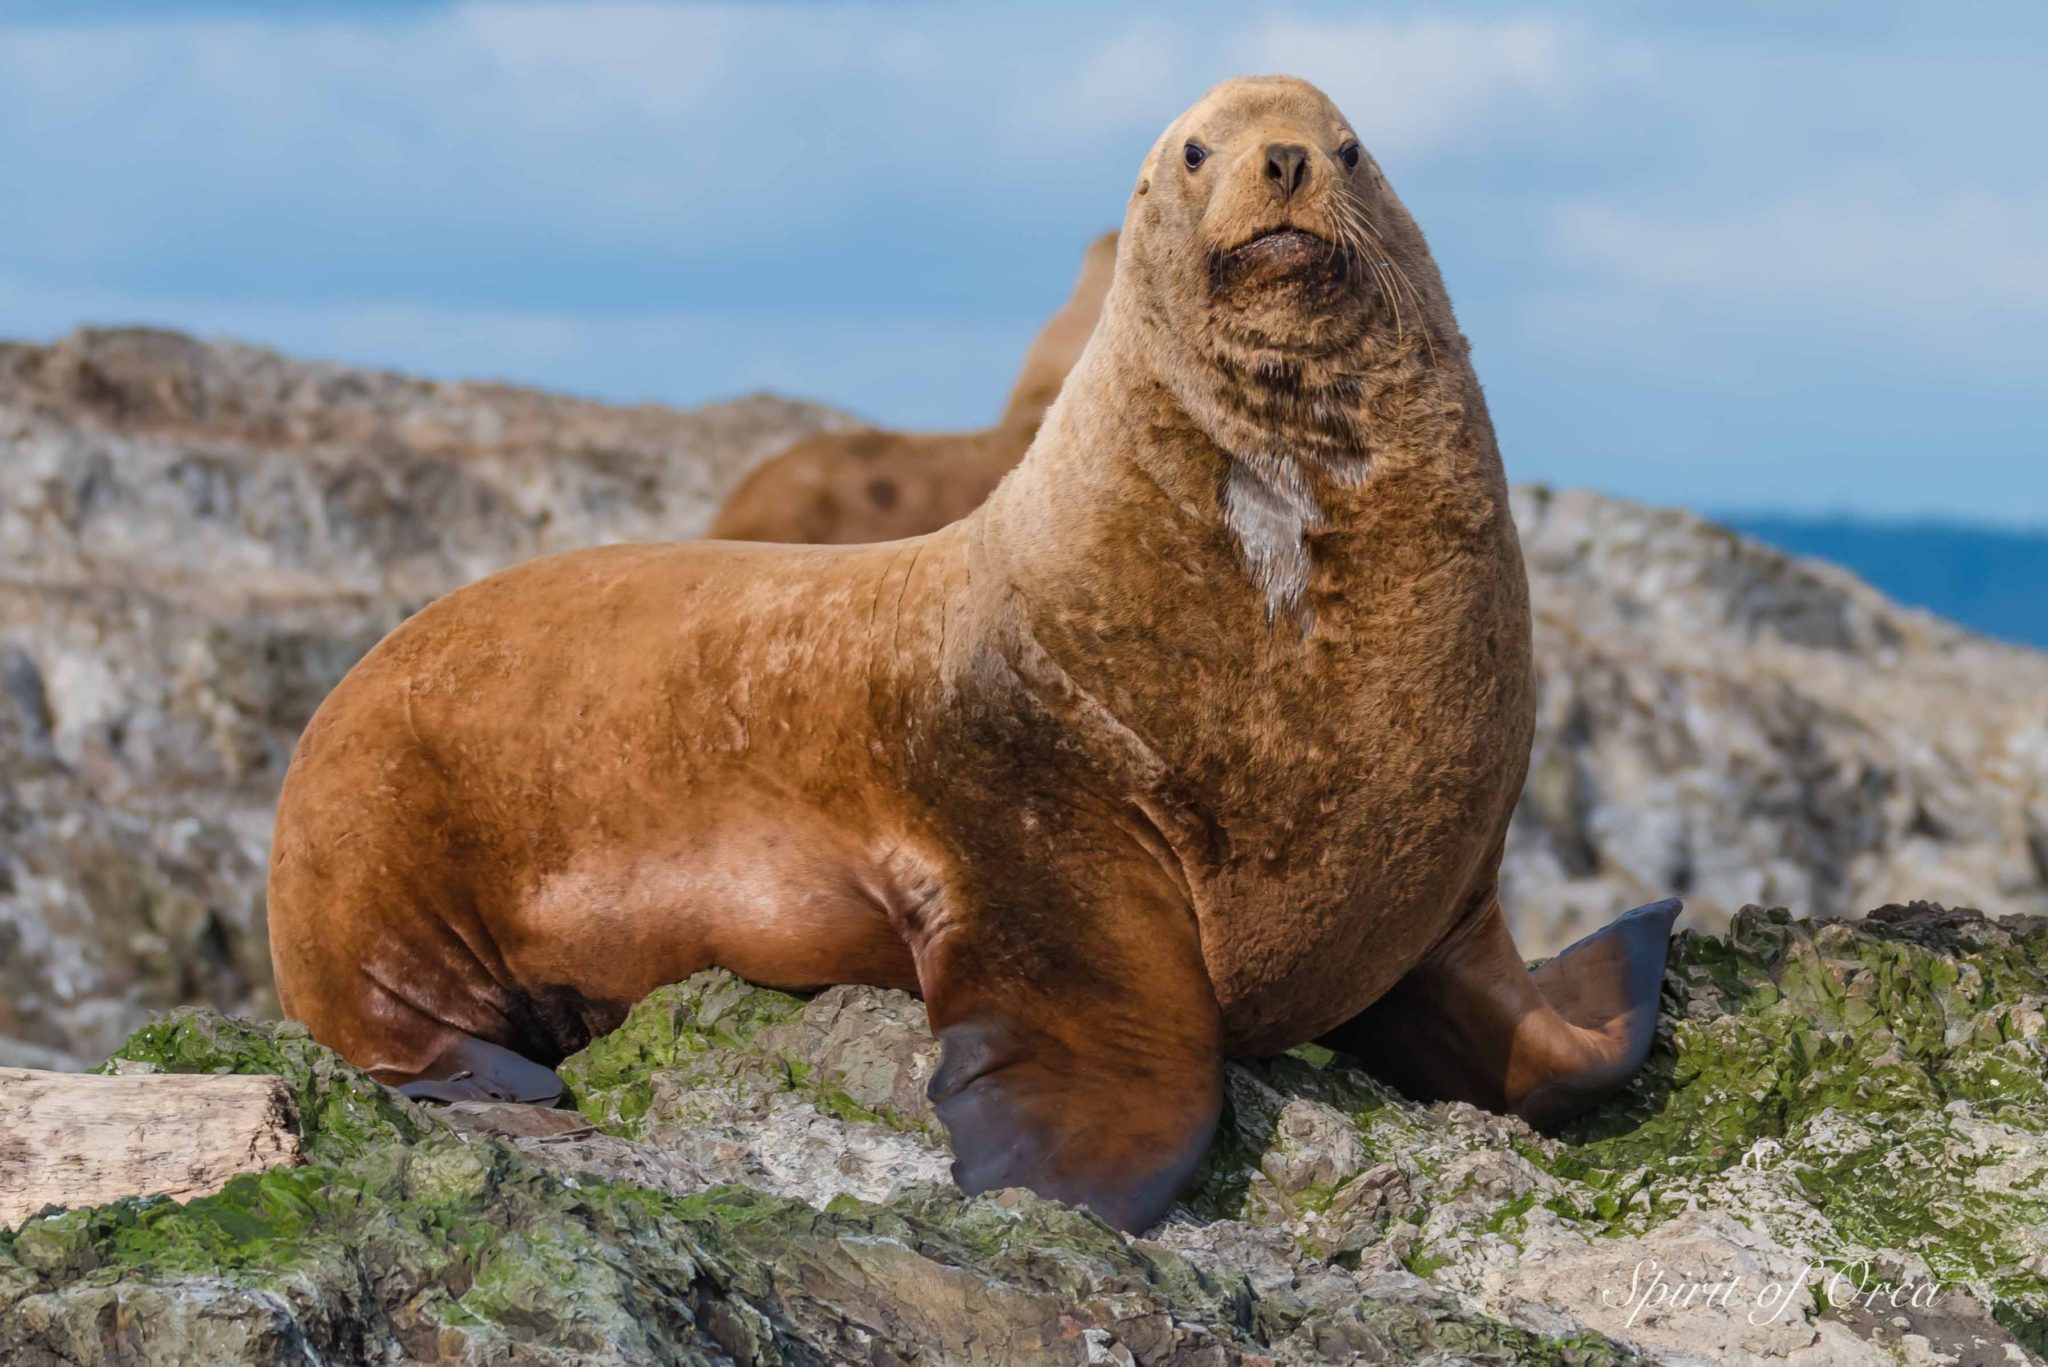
xmin=1222 ymin=453 xmax=1321 ymax=624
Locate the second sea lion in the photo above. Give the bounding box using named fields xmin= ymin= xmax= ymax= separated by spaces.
xmin=706 ymin=231 xmax=1117 ymax=544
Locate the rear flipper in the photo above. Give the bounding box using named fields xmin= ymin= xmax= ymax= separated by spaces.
xmin=1320 ymin=895 xmax=1680 ymax=1131
xmin=395 ymin=1035 xmax=565 ymax=1107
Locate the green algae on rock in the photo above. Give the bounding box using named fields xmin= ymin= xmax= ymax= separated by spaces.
xmin=562 ymin=972 xmax=942 ymax=1140
xmin=559 ymin=971 xmax=811 ymax=1136
xmin=1556 ymin=904 xmax=2048 ymax=1177
xmin=1553 ymin=907 xmax=2048 ymax=1304
xmin=7 ymin=904 xmax=2044 ymax=1364
xmin=96 ymin=1007 xmax=427 ymax=1161
xmin=1166 ymin=904 xmax=2048 ymax=1361
xmin=1208 ymin=904 xmax=2048 ymax=1361
xmin=4 ymin=1041 xmax=1627 ymax=1363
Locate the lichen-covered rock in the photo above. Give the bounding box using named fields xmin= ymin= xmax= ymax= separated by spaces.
xmin=96 ymin=1007 xmax=427 ymax=1161
xmin=7 ymin=904 xmax=2042 ymax=1364
xmin=562 ymin=972 xmax=940 ymax=1129
xmin=554 ymin=974 xmax=960 ymax=1208
xmin=4 ymin=1021 xmax=1625 ymax=1364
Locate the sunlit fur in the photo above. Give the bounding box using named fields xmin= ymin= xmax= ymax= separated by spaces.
xmin=269 ymin=76 xmax=1674 ymax=1236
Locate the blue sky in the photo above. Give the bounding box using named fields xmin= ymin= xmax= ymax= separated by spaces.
xmin=2 ymin=2 xmax=2043 ymax=523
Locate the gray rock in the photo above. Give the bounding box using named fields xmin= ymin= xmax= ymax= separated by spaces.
xmin=0 ymin=328 xmax=851 ymax=1064
xmin=1510 ymin=486 xmax=2048 ymax=949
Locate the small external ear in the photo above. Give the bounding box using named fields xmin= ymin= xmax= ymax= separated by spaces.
xmin=1137 ymin=178 xmax=1150 ymax=195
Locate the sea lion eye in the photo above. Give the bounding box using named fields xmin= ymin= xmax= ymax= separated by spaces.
xmin=1340 ymin=142 xmax=1361 ymax=171
xmin=1183 ymin=142 xmax=1207 ymax=171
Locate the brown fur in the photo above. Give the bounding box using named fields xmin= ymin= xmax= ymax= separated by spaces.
xmin=706 ymin=231 xmax=1118 ymax=544
xmin=269 ymin=77 xmax=1675 ymax=1232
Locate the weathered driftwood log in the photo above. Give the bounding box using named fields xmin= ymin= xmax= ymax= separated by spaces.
xmin=0 ymin=1068 xmax=301 ymax=1228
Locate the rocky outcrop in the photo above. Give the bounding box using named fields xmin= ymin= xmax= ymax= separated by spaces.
xmin=0 ymin=329 xmax=850 ymax=1068
xmin=2 ymin=323 xmax=2046 ymax=1074
xmin=1508 ymin=489 xmax=2048 ymax=952
xmin=3 ymin=904 xmax=2041 ymax=1364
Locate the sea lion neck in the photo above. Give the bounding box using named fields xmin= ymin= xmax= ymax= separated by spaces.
xmin=971 ymin=280 xmax=1506 ymax=642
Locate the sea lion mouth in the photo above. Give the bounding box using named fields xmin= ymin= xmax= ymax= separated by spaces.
xmin=1209 ymin=225 xmax=1347 ymax=299
xmin=1223 ymin=226 xmax=1333 ymax=264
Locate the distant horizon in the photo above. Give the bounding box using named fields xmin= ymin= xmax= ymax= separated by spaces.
xmin=1720 ymin=513 xmax=2048 ymax=652
xmin=1712 ymin=508 xmax=2048 ymax=537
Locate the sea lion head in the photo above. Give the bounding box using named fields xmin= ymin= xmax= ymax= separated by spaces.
xmin=1102 ymin=77 xmax=1464 ymax=626
xmin=1121 ymin=75 xmax=1434 ymax=371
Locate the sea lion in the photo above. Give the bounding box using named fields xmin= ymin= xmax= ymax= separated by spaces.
xmin=706 ymin=230 xmax=1118 ymax=544
xmin=268 ymin=75 xmax=1679 ymax=1234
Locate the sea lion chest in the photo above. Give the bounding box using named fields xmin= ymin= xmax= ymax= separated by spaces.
xmin=1001 ymin=464 xmax=1534 ymax=1057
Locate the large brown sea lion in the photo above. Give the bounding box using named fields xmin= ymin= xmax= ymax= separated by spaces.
xmin=706 ymin=230 xmax=1118 ymax=544
xmin=268 ymin=76 xmax=1679 ymax=1234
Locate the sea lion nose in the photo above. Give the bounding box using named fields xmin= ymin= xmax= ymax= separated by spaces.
xmin=1264 ymin=143 xmax=1310 ymax=201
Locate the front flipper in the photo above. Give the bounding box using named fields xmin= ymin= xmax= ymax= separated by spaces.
xmin=1321 ymin=894 xmax=1680 ymax=1131
xmin=396 ymin=1035 xmax=564 ymax=1107
xmin=918 ymin=862 xmax=1222 ymax=1233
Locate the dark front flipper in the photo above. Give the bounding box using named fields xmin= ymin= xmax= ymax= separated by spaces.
xmin=396 ymin=1035 xmax=564 ymax=1107
xmin=1320 ymin=894 xmax=1680 ymax=1132
xmin=918 ymin=862 xmax=1222 ymax=1234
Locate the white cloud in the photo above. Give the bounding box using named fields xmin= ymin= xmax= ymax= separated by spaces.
xmin=1034 ymin=19 xmax=1196 ymax=141
xmin=1244 ymin=15 xmax=1635 ymax=157
xmin=1552 ymin=179 xmax=2048 ymax=312
xmin=0 ymin=3 xmax=872 ymax=263
xmin=1026 ymin=13 xmax=1644 ymax=164
xmin=451 ymin=1 xmax=743 ymax=114
xmin=1529 ymin=178 xmax=2048 ymax=385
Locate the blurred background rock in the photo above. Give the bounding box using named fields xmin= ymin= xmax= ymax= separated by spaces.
xmin=3 ymin=328 xmax=2044 ymax=1069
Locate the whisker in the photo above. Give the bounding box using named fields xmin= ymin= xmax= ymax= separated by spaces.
xmin=1335 ymin=199 xmax=1405 ymax=341
xmin=1342 ymin=201 xmax=1416 ymax=309
xmin=1348 ymin=203 xmax=1437 ymax=368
